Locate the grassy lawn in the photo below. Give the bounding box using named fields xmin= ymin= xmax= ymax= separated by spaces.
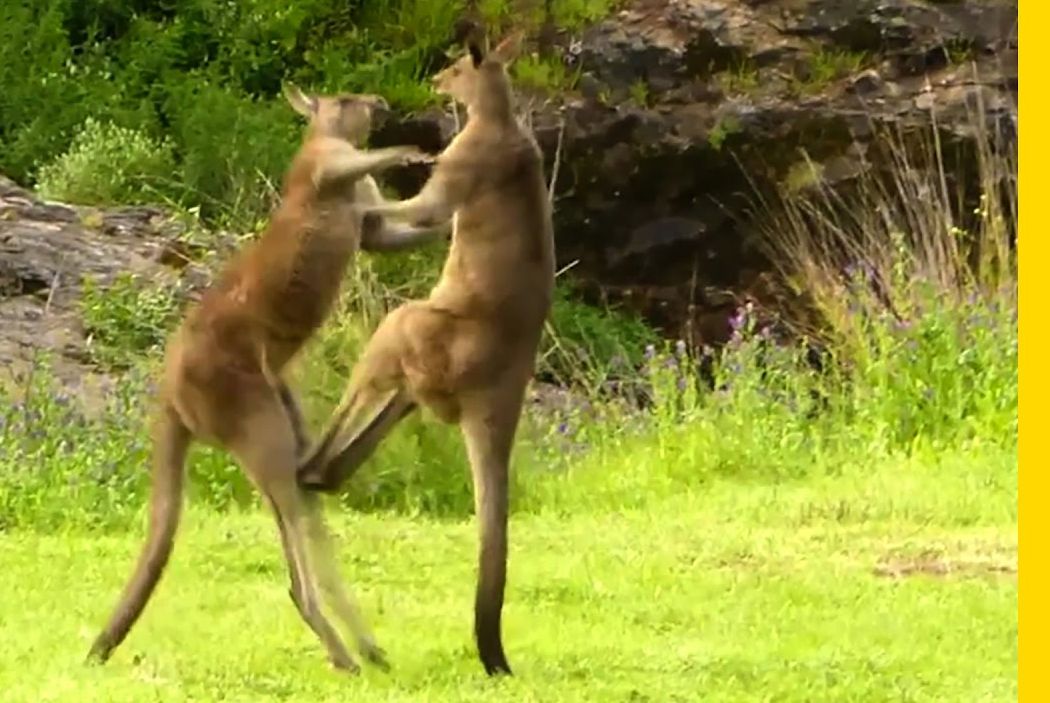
xmin=0 ymin=449 xmax=1016 ymax=703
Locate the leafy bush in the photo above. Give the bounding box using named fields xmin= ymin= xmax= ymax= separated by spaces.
xmin=540 ymin=284 xmax=661 ymax=388
xmin=164 ymin=77 xmax=301 ymax=227
xmin=36 ymin=118 xmax=177 ymax=206
xmin=0 ymin=1 xmax=627 ymax=230
xmin=80 ymin=273 xmax=184 ymax=370
xmin=513 ymin=54 xmax=580 ymax=92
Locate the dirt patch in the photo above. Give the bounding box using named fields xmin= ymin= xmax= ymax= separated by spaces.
xmin=873 ymin=547 xmax=1016 ymax=580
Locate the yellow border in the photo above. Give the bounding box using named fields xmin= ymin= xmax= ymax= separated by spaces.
xmin=1020 ymin=1 xmax=1040 ymax=700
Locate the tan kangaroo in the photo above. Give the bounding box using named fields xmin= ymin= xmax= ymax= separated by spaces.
xmin=85 ymin=85 xmax=446 ymax=673
xmin=296 ymin=31 xmax=555 ymax=677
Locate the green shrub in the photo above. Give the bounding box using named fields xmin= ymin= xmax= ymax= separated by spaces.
xmin=540 ymin=283 xmax=660 ymax=389
xmin=164 ymin=76 xmax=301 ymax=228
xmin=35 ymin=118 xmax=177 ymax=206
xmin=80 ymin=272 xmax=184 ymax=370
xmin=756 ymin=102 xmax=1017 ymax=451
xmin=513 ymin=54 xmax=580 ymax=93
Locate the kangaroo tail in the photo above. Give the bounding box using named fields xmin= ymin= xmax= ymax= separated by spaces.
xmin=86 ymin=403 xmax=191 ymax=664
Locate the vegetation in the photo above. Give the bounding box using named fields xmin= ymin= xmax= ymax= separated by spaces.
xmin=0 ymin=2 xmax=1016 ymax=700
xmin=795 ymin=47 xmax=870 ymax=94
xmin=628 ymin=78 xmax=651 ymax=107
xmin=0 ymin=450 xmax=1016 ymax=702
xmin=0 ymin=0 xmax=620 ymax=230
xmin=708 ymin=114 xmax=742 ymax=151
xmin=716 ymin=58 xmax=760 ymax=95
xmin=80 ymin=273 xmax=185 ymax=370
xmin=513 ymin=53 xmax=582 ymax=93
xmin=36 ymin=118 xmax=177 ymax=206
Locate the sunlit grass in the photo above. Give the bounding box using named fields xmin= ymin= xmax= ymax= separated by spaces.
xmin=0 ymin=448 xmax=1017 ymax=702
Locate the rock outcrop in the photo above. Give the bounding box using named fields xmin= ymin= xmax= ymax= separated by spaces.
xmin=0 ymin=176 xmax=217 ymax=397
xmin=373 ymin=0 xmax=1017 ymax=346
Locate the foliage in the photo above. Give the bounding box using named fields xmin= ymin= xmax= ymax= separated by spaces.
xmin=80 ymin=273 xmax=184 ymax=370
xmin=0 ymin=0 xmax=620 ymax=231
xmin=628 ymin=78 xmax=651 ymax=107
xmin=36 ymin=118 xmax=178 ymax=206
xmin=708 ymin=114 xmax=742 ymax=151
xmin=513 ymin=53 xmax=581 ymax=93
xmin=539 ymin=284 xmax=661 ymax=388
xmin=796 ymin=47 xmax=869 ymax=93
xmin=716 ymin=59 xmax=760 ymax=95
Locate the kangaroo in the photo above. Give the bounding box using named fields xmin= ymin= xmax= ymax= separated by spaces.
xmin=296 ymin=31 xmax=555 ymax=677
xmin=85 ymin=85 xmax=446 ymax=673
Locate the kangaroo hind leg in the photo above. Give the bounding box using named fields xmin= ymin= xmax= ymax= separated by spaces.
xmin=300 ymin=491 xmax=390 ymax=670
xmin=230 ymin=396 xmax=358 ymax=673
xmin=298 ymin=311 xmax=420 ymax=493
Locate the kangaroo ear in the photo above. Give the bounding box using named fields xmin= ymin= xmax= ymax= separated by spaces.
xmin=490 ymin=30 xmax=524 ymax=66
xmin=282 ymin=82 xmax=317 ymax=117
xmin=468 ymin=41 xmax=485 ymax=68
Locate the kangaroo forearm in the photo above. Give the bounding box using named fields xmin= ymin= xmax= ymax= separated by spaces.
xmin=350 ymin=147 xmax=418 ymax=176
xmin=316 ymin=147 xmax=412 ymax=185
xmin=361 ymin=219 xmax=451 ymax=252
xmin=367 ymin=192 xmax=454 ymax=228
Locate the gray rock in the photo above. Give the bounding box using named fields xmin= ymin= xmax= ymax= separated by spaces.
xmin=0 ymin=176 xmax=217 ymax=397
xmin=374 ymin=0 xmax=1016 ymax=347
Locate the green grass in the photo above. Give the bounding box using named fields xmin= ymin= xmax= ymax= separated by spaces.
xmin=796 ymin=48 xmax=869 ymax=94
xmin=717 ymin=59 xmax=761 ymax=95
xmin=0 ymin=448 xmax=1017 ymax=702
xmin=513 ymin=53 xmax=582 ymax=93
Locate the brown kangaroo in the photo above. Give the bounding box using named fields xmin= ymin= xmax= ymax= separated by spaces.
xmin=85 ymin=85 xmax=447 ymax=672
xmin=296 ymin=31 xmax=555 ymax=677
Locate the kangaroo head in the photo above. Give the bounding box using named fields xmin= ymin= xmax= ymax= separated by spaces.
xmin=431 ymin=31 xmax=524 ymax=116
xmin=282 ymin=84 xmax=390 ymax=144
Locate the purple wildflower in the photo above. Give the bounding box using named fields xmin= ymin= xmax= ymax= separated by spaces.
xmin=729 ymin=310 xmax=744 ymax=332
